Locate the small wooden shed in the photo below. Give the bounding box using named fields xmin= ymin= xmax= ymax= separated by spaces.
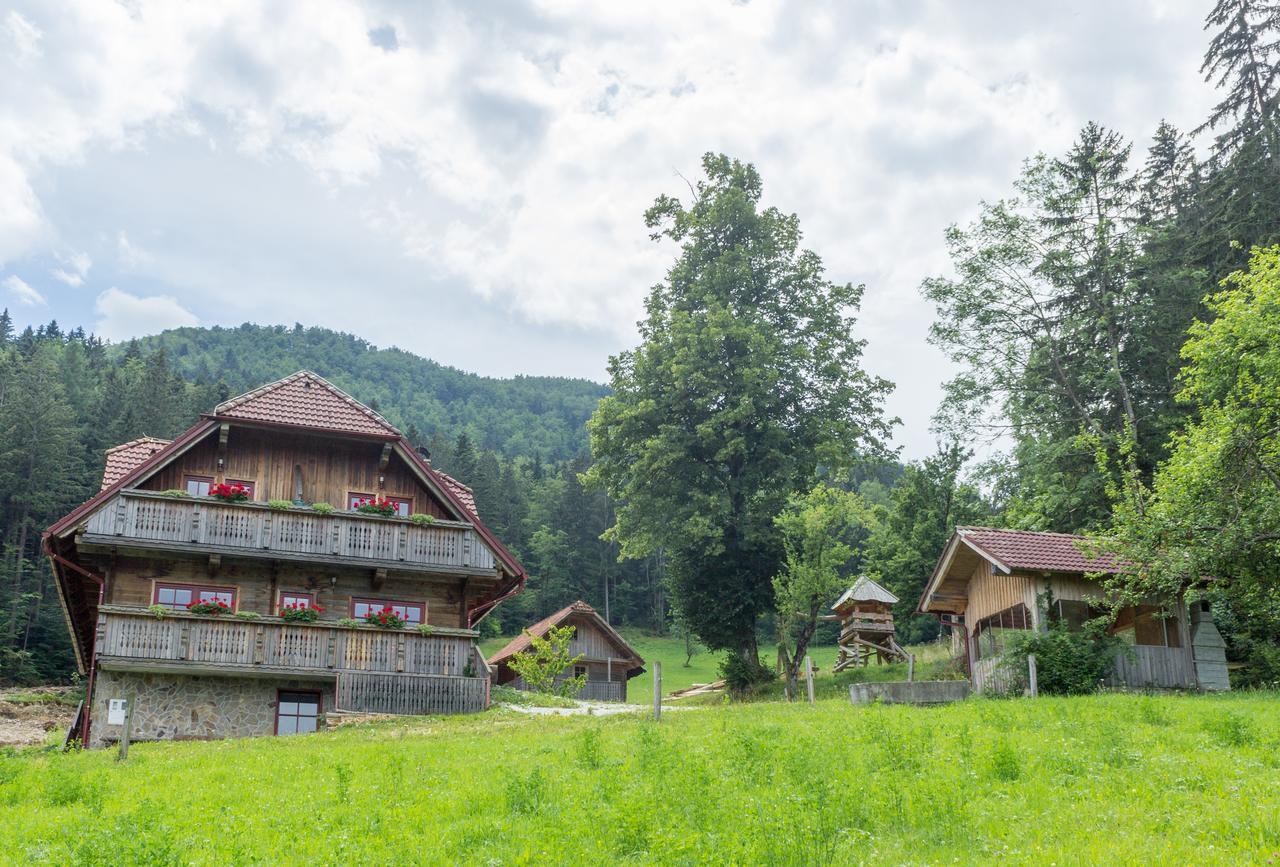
xmin=489 ymin=601 xmax=645 ymax=702
xmin=832 ymin=576 xmax=909 ymax=671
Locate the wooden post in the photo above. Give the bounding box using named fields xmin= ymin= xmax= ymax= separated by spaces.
xmin=117 ymin=701 xmax=132 ymax=762
xmin=1027 ymin=653 xmax=1038 ymax=698
xmin=652 ymin=660 xmax=661 ymax=722
xmin=804 ymin=655 xmax=815 ymax=705
xmin=907 ymin=652 xmax=915 ymax=683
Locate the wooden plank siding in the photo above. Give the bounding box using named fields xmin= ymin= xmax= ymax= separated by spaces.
xmin=335 ymin=671 xmax=488 ymax=715
xmin=138 ymin=428 xmax=451 ymax=519
xmin=103 ymin=555 xmax=473 ymax=629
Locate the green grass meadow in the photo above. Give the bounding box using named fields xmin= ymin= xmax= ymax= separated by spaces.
xmin=1 ymin=691 xmax=1277 ymax=864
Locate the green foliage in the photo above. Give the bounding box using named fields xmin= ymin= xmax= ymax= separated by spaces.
xmin=266 ymin=499 xmax=294 ymax=511
xmin=507 ymin=624 xmax=587 ymax=698
xmin=1001 ymin=620 xmax=1124 ymax=696
xmin=335 ymin=618 xmax=360 ymax=629
xmin=415 ymin=623 xmax=434 ymax=636
xmin=146 ymin=605 xmax=167 ymax=620
xmin=409 ymin=513 xmax=436 ymax=526
xmin=0 ymin=694 xmax=1274 ymax=862
xmin=157 ymin=489 xmax=189 ymax=498
xmin=587 ymin=153 xmax=892 ymax=666
xmin=772 ymin=484 xmax=876 ymax=693
xmin=233 ymin=611 xmax=261 ymax=622
xmin=309 ymin=502 xmax=335 ymax=515
xmin=718 ymin=652 xmax=775 ymax=696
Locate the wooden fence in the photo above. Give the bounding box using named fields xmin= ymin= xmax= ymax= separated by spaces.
xmin=971 ymin=644 xmax=1198 ymax=694
xmin=508 ymin=675 xmax=626 ymax=703
xmin=83 ymin=490 xmax=496 ymax=572
xmin=335 ymin=671 xmax=489 ymax=715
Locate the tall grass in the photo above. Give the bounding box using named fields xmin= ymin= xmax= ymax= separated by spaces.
xmin=0 ymin=692 xmax=1275 ymax=863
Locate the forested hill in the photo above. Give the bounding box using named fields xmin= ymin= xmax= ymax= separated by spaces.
xmin=129 ymin=324 xmax=608 ymax=461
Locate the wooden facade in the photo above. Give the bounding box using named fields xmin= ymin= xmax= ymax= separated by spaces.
xmin=45 ymin=371 xmax=527 ymax=747
xmin=920 ymin=527 xmax=1214 ymax=693
xmin=489 ymin=601 xmax=645 ymax=703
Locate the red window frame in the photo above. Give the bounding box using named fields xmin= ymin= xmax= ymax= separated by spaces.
xmin=274 ymin=690 xmax=322 ymax=735
xmin=225 ymin=478 xmax=256 ymax=499
xmin=152 ymin=581 xmax=238 ymax=612
xmin=350 ymin=597 xmax=425 ymax=626
xmin=184 ymin=475 xmax=214 ymax=497
xmin=278 ymin=591 xmax=316 ymax=613
xmin=347 ymin=492 xmax=412 ymax=517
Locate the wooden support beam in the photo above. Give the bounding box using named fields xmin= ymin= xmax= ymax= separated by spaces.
xmin=378 ymin=442 xmax=393 ymax=472
xmin=372 ymin=568 xmax=387 ymax=590
xmin=207 ymin=554 xmax=221 ymax=576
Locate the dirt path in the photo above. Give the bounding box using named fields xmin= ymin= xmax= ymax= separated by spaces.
xmin=0 ymin=687 xmax=78 ymax=747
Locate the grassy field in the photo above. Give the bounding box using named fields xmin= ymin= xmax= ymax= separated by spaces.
xmin=480 ymin=632 xmax=959 ymax=705
xmin=1 ymin=691 xmax=1276 ymax=864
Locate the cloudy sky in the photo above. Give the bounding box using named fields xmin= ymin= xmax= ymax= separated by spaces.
xmin=0 ymin=1 xmax=1218 ymax=457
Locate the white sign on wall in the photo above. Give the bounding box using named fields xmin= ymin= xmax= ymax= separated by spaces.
xmin=107 ymin=698 xmax=127 ymax=726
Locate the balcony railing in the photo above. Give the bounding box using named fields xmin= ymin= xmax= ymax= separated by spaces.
xmin=97 ymin=606 xmax=482 ymax=675
xmin=80 ymin=490 xmax=497 ymax=574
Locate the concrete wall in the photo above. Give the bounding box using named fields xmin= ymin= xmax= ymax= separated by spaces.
xmin=90 ymin=669 xmax=335 ymax=748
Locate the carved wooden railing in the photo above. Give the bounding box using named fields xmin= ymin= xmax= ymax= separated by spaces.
xmin=97 ymin=607 xmax=482 ymax=677
xmin=81 ymin=490 xmax=497 ymax=573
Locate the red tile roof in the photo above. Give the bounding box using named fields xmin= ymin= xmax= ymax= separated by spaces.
xmin=101 ymin=437 xmax=172 ymax=490
xmin=488 ymin=600 xmax=643 ymax=667
xmin=957 ymin=526 xmax=1120 ymax=574
xmin=437 ymin=471 xmax=478 ymax=518
xmin=214 ymin=371 xmax=400 ymax=438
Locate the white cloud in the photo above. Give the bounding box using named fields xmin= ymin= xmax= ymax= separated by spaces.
xmin=50 ymin=251 xmax=91 ymax=286
xmin=0 ymin=0 xmax=1221 ymax=456
xmin=3 ymin=274 xmax=45 ymax=307
xmin=93 ymin=287 xmax=198 ymax=341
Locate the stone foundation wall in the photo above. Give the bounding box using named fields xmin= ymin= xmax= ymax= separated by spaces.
xmin=89 ymin=670 xmax=335 ymax=748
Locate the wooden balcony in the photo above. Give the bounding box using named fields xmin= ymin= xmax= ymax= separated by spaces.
xmin=78 ymin=490 xmax=497 ymax=575
xmin=96 ymin=607 xmax=490 ymax=714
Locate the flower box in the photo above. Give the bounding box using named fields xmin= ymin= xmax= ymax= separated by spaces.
xmin=353 ymin=496 xmax=398 ymax=517
xmin=210 ymin=483 xmax=251 ymax=502
xmin=363 ymin=606 xmax=407 ymax=629
xmin=280 ymin=603 xmax=323 ymax=623
xmin=186 ymin=599 xmax=233 ymax=616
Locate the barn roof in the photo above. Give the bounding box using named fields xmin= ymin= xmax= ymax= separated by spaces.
xmin=101 ymin=436 xmax=172 ymax=490
xmin=953 ymin=526 xmax=1120 ymax=574
xmin=833 ymin=576 xmax=898 ymax=609
xmin=214 ymin=370 xmax=400 ymax=438
xmin=918 ymin=526 xmax=1120 ymax=615
xmin=437 ymin=472 xmax=478 ymax=517
xmin=488 ymin=600 xmax=644 ymax=670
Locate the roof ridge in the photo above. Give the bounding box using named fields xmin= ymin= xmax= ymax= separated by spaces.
xmin=213 ymin=370 xmax=400 ymax=437
xmin=105 ymin=435 xmax=171 ymax=454
xmin=960 ymin=525 xmax=1093 ymax=540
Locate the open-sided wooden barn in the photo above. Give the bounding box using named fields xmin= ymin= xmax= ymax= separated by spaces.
xmin=918 ymin=526 xmax=1230 ymax=693
xmin=45 ymin=371 xmax=527 ymax=747
xmin=489 ymin=601 xmax=645 ymax=702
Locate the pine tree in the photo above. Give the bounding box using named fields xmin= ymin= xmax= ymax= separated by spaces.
xmin=1198 ymin=0 xmax=1280 ymax=157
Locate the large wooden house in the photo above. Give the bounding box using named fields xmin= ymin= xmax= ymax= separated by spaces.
xmin=488 ymin=601 xmax=645 ymax=702
xmin=918 ymin=527 xmax=1229 ymax=693
xmin=45 ymin=371 xmax=527 ymax=747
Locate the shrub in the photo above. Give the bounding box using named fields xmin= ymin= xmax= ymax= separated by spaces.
xmin=1001 ymin=620 xmax=1123 ymax=695
xmin=336 ymin=617 xmax=361 ymax=629
xmin=719 ymin=653 xmax=775 ymax=696
xmin=508 ymin=625 xmax=587 ymax=698
xmin=280 ymin=603 xmax=323 ymax=623
xmin=310 ymin=502 xmax=335 ymax=515
xmin=410 ymin=513 xmax=436 ymax=526
xmin=415 ymin=623 xmax=434 ymax=636
xmin=267 ymin=499 xmax=294 ymax=511
xmin=147 ymin=604 xmax=168 ymax=619
xmin=209 ymin=483 xmax=251 ymax=502
xmin=363 ymin=606 xmax=407 ymax=629
xmin=186 ymin=599 xmax=233 ymax=616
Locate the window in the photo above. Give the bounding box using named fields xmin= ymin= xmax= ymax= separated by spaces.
xmin=225 ymin=479 xmax=256 ymax=499
xmin=972 ymin=603 xmax=1032 ymax=660
xmin=279 ymin=591 xmax=315 ymax=612
xmin=153 ymin=582 xmax=236 ymax=612
xmin=1111 ymin=605 xmax=1182 ymax=648
xmin=351 ymin=597 xmax=424 ymax=625
xmin=574 ymin=665 xmax=588 ymax=680
xmin=347 ymin=492 xmax=412 ymax=517
xmin=275 ymin=691 xmax=321 ymax=735
xmin=184 ymin=475 xmax=214 ymax=497
xmin=1052 ymin=599 xmax=1106 ymax=632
